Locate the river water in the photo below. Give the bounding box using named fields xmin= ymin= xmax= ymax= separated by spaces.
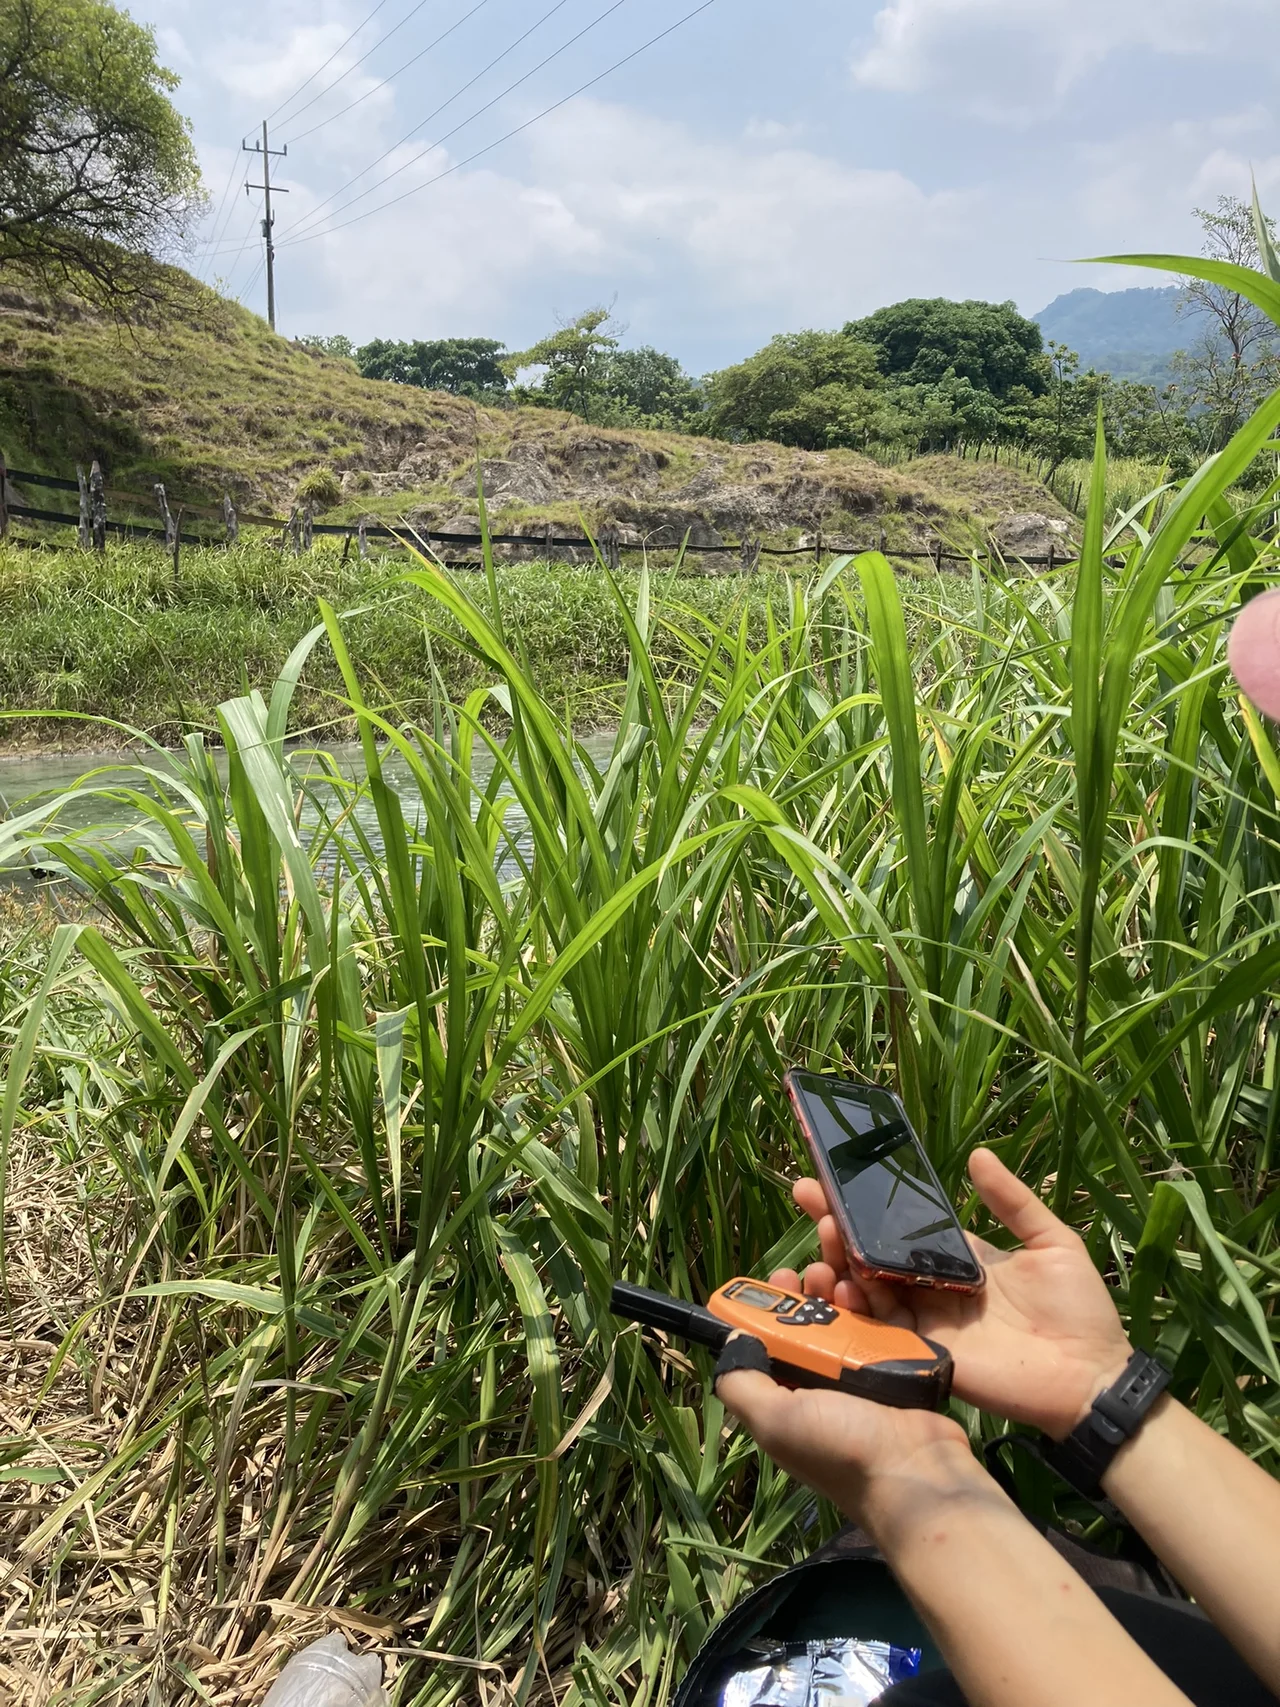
xmin=0 ymin=733 xmax=619 ymax=880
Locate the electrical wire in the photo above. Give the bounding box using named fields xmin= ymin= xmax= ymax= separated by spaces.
xmin=266 ymin=0 xmax=397 ymax=125
xmin=195 ymin=148 xmax=247 ymax=280
xmin=236 ymin=254 xmax=268 ymax=308
xmin=278 ymin=0 xmax=630 ymax=246
xmin=284 ymin=0 xmax=509 ymax=146
xmin=281 ymin=0 xmax=717 ymax=248
xmin=213 ymin=198 xmax=269 ymax=297
xmin=272 ymin=0 xmax=439 ymax=137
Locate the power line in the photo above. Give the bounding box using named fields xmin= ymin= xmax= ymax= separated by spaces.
xmin=209 ymin=206 xmax=264 ymax=291
xmin=279 ymin=0 xmax=631 ymax=246
xmin=267 ymin=0 xmax=397 ymax=124
xmin=281 ymin=0 xmax=573 ymax=229
xmin=236 ymin=254 xmax=268 ymax=306
xmin=274 ymin=0 xmax=441 ymax=137
xmin=284 ymin=0 xmax=505 ymax=146
xmin=196 ymin=147 xmax=248 ymax=281
xmin=281 ymin=0 xmax=717 ymax=248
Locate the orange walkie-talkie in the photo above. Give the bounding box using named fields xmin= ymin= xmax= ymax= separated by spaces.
xmin=611 ymin=1276 xmax=952 ymax=1410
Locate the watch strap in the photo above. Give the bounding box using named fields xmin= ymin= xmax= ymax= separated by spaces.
xmin=1042 ymin=1350 xmax=1171 ymax=1497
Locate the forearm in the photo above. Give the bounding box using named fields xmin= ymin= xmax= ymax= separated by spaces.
xmin=1103 ymin=1396 xmax=1280 ymax=1694
xmin=862 ymin=1449 xmax=1191 ymax=1707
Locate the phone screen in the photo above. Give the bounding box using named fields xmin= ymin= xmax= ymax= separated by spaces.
xmin=791 ymin=1074 xmax=979 ymax=1281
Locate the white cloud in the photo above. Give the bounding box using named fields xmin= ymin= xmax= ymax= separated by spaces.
xmin=851 ymin=0 xmax=1276 ymax=120
xmin=1072 ymin=109 xmax=1280 ymax=242
xmin=216 ymin=20 xmax=370 ymax=108
xmin=287 ymin=100 xmax=984 ymax=348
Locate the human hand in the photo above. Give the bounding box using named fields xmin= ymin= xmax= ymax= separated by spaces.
xmin=771 ymin=1148 xmax=1132 ymax=1439
xmin=716 ymin=1349 xmax=979 ymax=1535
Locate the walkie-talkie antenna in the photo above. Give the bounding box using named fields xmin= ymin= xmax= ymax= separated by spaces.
xmin=610 ymin=1282 xmax=729 ymax=1352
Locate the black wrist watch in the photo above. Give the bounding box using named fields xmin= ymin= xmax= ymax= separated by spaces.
xmin=1042 ymin=1350 xmax=1172 ymax=1498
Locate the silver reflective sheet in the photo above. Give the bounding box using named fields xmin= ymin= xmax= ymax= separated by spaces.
xmin=719 ymin=1639 xmax=922 ymax=1707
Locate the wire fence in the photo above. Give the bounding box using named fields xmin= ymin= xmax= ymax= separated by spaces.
xmin=0 ymin=454 xmax=1078 ymax=571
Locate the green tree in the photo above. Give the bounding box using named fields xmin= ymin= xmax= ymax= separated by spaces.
xmin=356 ymin=336 xmax=508 ymax=398
xmin=0 ymin=0 xmax=203 ymax=306
xmin=506 ymin=308 xmax=620 ymax=421
xmin=845 ymin=298 xmax=1047 ymax=400
xmin=602 ymin=345 xmax=704 ymax=427
xmin=1020 ymin=343 xmax=1106 ymax=474
xmin=299 ymin=333 xmax=356 ymax=360
xmin=1172 ymin=195 xmax=1280 ymax=451
xmin=705 ymin=331 xmax=882 ymax=446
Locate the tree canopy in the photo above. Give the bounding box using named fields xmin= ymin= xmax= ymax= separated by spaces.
xmin=845 ymin=297 xmax=1047 ymax=398
xmin=0 ymin=0 xmax=203 ymax=305
xmin=505 ymin=308 xmax=620 ymax=421
xmin=705 ymin=331 xmax=881 ymax=446
xmin=355 ymin=336 xmax=508 ymax=398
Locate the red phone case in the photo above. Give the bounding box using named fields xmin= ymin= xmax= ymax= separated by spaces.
xmin=783 ymin=1071 xmax=984 ymax=1294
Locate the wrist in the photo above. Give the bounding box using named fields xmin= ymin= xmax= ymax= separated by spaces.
xmin=1050 ymin=1346 xmax=1135 ymax=1441
xmin=859 ymin=1439 xmax=995 ymax=1550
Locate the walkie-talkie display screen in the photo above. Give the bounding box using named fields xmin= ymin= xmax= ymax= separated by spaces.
xmin=788 ymin=1073 xmax=982 ymax=1285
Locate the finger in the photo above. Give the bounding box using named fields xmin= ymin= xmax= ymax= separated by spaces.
xmin=792 ymin=1176 xmax=829 ymax=1224
xmin=831 ymin=1274 xmax=875 ymax=1315
xmin=769 ymin=1267 xmax=802 ymax=1293
xmin=1229 ymin=587 xmax=1280 ymax=720
xmin=968 ymin=1147 xmax=1075 ymax=1250
xmin=859 ymin=1275 xmax=920 ymax=1328
xmin=802 ymin=1262 xmax=839 ymax=1302
xmin=714 ymin=1363 xmax=784 ymax=1431
xmin=816 ymin=1213 xmax=850 ymax=1276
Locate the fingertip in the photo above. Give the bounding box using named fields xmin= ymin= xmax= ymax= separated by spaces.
xmin=803 ymin=1261 xmax=839 ymax=1301
xmin=793 ymin=1176 xmax=828 ymax=1221
xmin=770 ymin=1267 xmax=802 ymax=1293
xmin=832 ymin=1276 xmax=872 ymax=1315
xmin=714 ymin=1365 xmax=780 ymax=1422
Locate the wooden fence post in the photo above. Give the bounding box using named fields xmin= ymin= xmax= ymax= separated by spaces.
xmin=0 ymin=450 xmax=8 ymax=539
xmin=287 ymin=506 xmax=301 ymax=555
xmin=77 ymin=465 xmax=90 ymax=549
xmin=814 ymin=526 xmax=823 ymax=566
xmin=301 ymin=501 xmax=314 ymax=553
xmin=155 ymin=482 xmax=176 ymax=549
xmin=740 ymin=536 xmax=760 ymax=574
xmin=357 ymin=516 xmax=368 ymax=560
xmin=1047 ymin=541 xmax=1055 ymax=575
xmin=89 ymin=461 xmax=106 ymax=553
xmin=222 ymin=494 xmax=239 ymax=546
xmin=544 ymin=521 xmax=554 ymax=564
xmin=932 ymin=537 xmax=943 ymax=574
xmin=879 ymin=528 xmax=887 ymax=555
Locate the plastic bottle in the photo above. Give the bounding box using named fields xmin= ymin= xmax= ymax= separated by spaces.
xmin=261 ymin=1632 xmax=388 ymax=1707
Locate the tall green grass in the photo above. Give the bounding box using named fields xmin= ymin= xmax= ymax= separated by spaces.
xmin=6 ymin=381 xmax=1280 ymax=1701
xmin=0 ymin=543 xmax=815 ymax=745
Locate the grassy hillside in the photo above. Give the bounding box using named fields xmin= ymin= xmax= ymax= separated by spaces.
xmin=0 ymin=264 xmax=1071 ymax=553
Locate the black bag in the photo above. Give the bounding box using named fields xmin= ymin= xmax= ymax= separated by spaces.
xmin=673 ymin=1509 xmax=1192 ymax=1707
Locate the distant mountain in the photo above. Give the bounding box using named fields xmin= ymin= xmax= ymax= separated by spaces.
xmin=1033 ymin=286 xmax=1197 ymax=386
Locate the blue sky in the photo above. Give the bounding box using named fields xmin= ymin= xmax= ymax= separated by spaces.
xmin=138 ymin=0 xmax=1280 ymax=371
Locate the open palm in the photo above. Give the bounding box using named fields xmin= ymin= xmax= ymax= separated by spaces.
xmin=771 ymin=1149 xmax=1132 ymax=1439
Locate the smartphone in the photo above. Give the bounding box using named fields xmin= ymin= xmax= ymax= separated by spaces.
xmin=783 ymin=1069 xmax=984 ymax=1292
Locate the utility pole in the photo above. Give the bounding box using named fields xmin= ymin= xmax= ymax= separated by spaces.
xmin=244 ymin=121 xmax=289 ymax=331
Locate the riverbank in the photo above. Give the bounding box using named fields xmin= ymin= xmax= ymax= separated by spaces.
xmin=0 ymin=538 xmax=975 ymax=749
